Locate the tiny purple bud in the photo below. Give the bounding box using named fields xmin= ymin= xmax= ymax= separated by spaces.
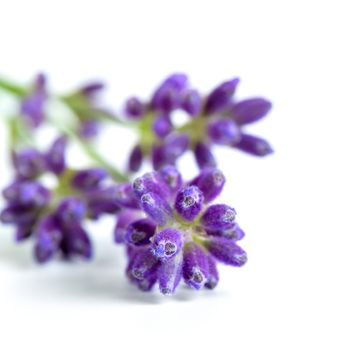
xmin=182 ymin=89 xmax=201 ymax=116
xmin=207 ymin=118 xmax=241 ymax=145
xmin=200 ymin=204 xmax=236 ymax=231
xmin=204 ymin=78 xmax=240 ymax=115
xmin=0 ymin=205 xmax=37 ymax=225
xmin=163 ymin=133 xmax=190 ymax=160
xmin=174 ymin=185 xmax=204 ymax=221
xmin=204 ymin=255 xmax=219 ymax=289
xmin=71 ymin=168 xmax=108 ymax=191
xmin=151 ymin=144 xmax=174 ymax=170
xmin=113 ymin=183 xmax=140 ymax=209
xmin=206 ymin=222 xmax=245 ymax=241
xmin=159 ymin=165 xmax=182 ymax=194
xmin=234 ymin=133 xmax=274 ymax=156
xmin=125 ymin=218 xmax=156 ymax=246
xmin=183 ymin=242 xmax=209 ymax=290
xmin=152 ymin=114 xmax=172 ymax=138
xmin=130 ymin=247 xmax=159 ymax=280
xmin=194 ymin=142 xmax=217 ymax=169
xmin=12 ymin=149 xmax=44 ymax=179
xmin=151 ymin=74 xmax=188 ymax=112
xmin=158 ymin=252 xmax=183 ymax=295
xmin=114 ymin=210 xmax=141 ymax=243
xmin=206 ymin=237 xmax=247 ymax=267
xmin=140 ymin=192 xmax=173 ymax=226
xmin=21 ymin=74 xmax=47 ymax=128
xmin=56 ymin=197 xmax=86 ymax=226
xmin=133 ymin=172 xmax=169 ymax=199
xmin=151 ymin=228 xmax=183 ymax=260
xmin=3 ymin=181 xmax=50 ymax=207
xmin=79 ymin=82 xmax=104 ymax=100
xmin=124 ymin=97 xmax=146 ymax=119
xmin=230 ymin=98 xmax=272 ymax=125
xmin=62 ymin=225 xmax=92 ymax=260
xmin=34 ymin=214 xmax=63 ymax=263
xmin=190 ymin=168 xmax=225 ymax=203
xmin=45 ymin=136 xmax=67 ymax=175
xmin=128 ymin=144 xmax=143 ymax=173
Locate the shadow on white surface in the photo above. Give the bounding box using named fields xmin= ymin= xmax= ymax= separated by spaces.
xmin=0 ymin=233 xmax=225 ymax=304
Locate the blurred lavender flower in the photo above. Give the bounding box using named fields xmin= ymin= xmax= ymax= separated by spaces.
xmin=123 ymin=73 xmax=273 ymax=172
xmin=115 ymin=166 xmax=247 ymax=295
xmin=20 ymin=73 xmax=47 ymax=128
xmin=1 ymin=136 xmax=122 ymax=263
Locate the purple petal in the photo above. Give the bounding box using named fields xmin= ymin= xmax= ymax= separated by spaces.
xmin=114 ymin=210 xmax=141 ymax=243
xmin=206 ymin=222 xmax=245 ymax=241
xmin=124 ymin=97 xmax=146 ymax=119
xmin=200 ymin=204 xmax=236 ymax=231
xmin=204 ymin=78 xmax=240 ymax=115
xmin=183 ymin=242 xmax=209 ymax=290
xmin=206 ymin=237 xmax=247 ymax=267
xmin=125 ymin=218 xmax=156 ymax=246
xmin=151 ymin=228 xmax=183 ymax=260
xmin=13 ymin=149 xmax=45 ymax=179
xmin=140 ymin=192 xmax=173 ymax=225
xmin=182 ymin=89 xmax=202 ymax=116
xmin=230 ymin=98 xmax=272 ymax=125
xmin=234 ymin=133 xmax=273 ymax=156
xmin=158 ymin=252 xmax=183 ymax=295
xmin=152 ymin=114 xmax=173 ymax=138
xmin=128 ymin=144 xmax=143 ymax=173
xmin=158 ymin=165 xmax=183 ymax=194
xmin=174 ymin=185 xmax=204 ymax=221
xmin=56 ymin=197 xmax=86 ymax=226
xmin=204 ymin=255 xmax=219 ymax=289
xmin=71 ymin=168 xmax=108 ymax=191
xmin=190 ymin=168 xmax=225 ymax=203
xmin=194 ymin=142 xmax=217 ymax=169
xmin=45 ymin=136 xmax=67 ymax=175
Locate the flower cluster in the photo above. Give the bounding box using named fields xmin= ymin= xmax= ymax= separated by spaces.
xmin=0 ymin=72 xmax=273 ymax=296
xmin=124 ymin=73 xmax=273 ymax=172
xmin=0 ymin=136 xmax=122 ymax=263
xmin=114 ymin=165 xmax=247 ymax=294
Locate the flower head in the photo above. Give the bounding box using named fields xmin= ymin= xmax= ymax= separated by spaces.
xmin=115 ymin=166 xmax=247 ymax=295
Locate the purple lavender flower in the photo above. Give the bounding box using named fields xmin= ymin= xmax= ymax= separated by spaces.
xmin=12 ymin=148 xmax=45 ymax=179
xmin=45 ymin=136 xmax=67 ymax=175
xmin=123 ymin=74 xmax=273 ymax=172
xmin=20 ymin=73 xmax=47 ymax=128
xmin=116 ymin=166 xmax=247 ymax=294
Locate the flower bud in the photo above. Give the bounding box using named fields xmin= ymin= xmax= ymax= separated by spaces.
xmin=158 ymin=252 xmax=183 ymax=295
xmin=194 ymin=142 xmax=217 ymax=169
xmin=152 ymin=114 xmax=172 ymax=138
xmin=124 ymin=97 xmax=146 ymax=119
xmin=130 ymin=247 xmax=159 ymax=281
xmin=151 ymin=228 xmax=183 ymax=260
xmin=140 ymin=192 xmax=173 ymax=225
xmin=159 ymin=165 xmax=182 ymax=194
xmin=45 ymin=136 xmax=67 ymax=175
xmin=183 ymin=242 xmax=209 ymax=289
xmin=12 ymin=148 xmax=44 ymax=179
xmin=128 ymin=144 xmax=143 ymax=173
xmin=190 ymin=168 xmax=225 ymax=203
xmin=71 ymin=168 xmax=108 ymax=191
xmin=125 ymin=218 xmax=156 ymax=246
xmin=200 ymin=204 xmax=236 ymax=231
xmin=56 ymin=197 xmax=86 ymax=226
xmin=230 ymin=98 xmax=272 ymax=125
xmin=234 ymin=133 xmax=273 ymax=156
xmin=206 ymin=222 xmax=245 ymax=241
xmin=174 ymin=185 xmax=204 ymax=221
xmin=204 ymin=78 xmax=240 ymax=115
xmin=34 ymin=214 xmax=63 ymax=263
xmin=182 ymin=89 xmax=201 ymax=116
xmin=206 ymin=237 xmax=247 ymax=267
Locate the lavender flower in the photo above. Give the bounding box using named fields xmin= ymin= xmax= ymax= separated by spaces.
xmin=123 ymin=74 xmax=273 ymax=172
xmin=115 ymin=166 xmax=247 ymax=295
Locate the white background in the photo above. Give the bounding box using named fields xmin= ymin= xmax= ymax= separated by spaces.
xmin=0 ymin=1 xmax=349 ymax=349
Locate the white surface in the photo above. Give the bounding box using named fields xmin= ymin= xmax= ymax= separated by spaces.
xmin=0 ymin=1 xmax=349 ymax=349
